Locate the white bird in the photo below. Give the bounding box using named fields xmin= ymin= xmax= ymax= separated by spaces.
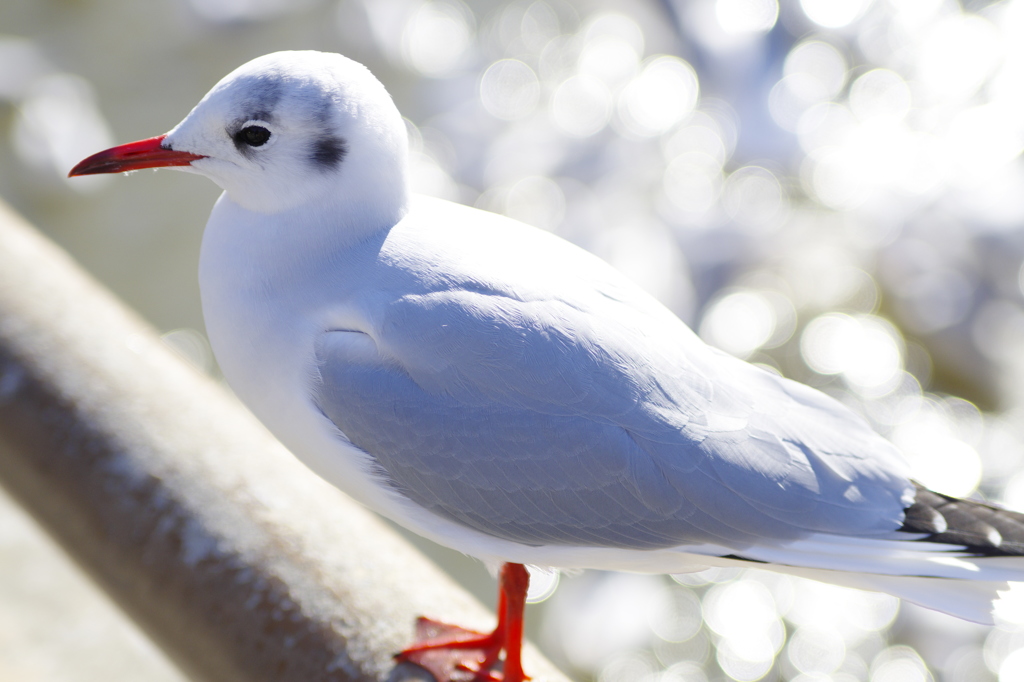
xmin=70 ymin=51 xmax=1024 ymax=682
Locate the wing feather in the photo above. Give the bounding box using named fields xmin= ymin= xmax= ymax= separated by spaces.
xmin=313 ymin=201 xmax=912 ymax=551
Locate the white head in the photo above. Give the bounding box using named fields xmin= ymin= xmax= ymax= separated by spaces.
xmin=71 ymin=51 xmax=410 ymax=218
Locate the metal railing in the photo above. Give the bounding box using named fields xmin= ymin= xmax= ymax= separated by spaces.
xmin=0 ymin=199 xmax=570 ymax=682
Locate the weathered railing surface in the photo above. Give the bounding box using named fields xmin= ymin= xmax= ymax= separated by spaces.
xmin=0 ymin=199 xmax=570 ymax=682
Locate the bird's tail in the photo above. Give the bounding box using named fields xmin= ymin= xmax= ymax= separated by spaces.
xmin=766 ymin=565 xmax=1014 ymax=625
xmin=722 ymin=482 xmax=1024 ymax=624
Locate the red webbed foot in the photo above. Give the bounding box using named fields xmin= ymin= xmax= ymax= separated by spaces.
xmin=395 ymin=563 xmax=531 ymax=682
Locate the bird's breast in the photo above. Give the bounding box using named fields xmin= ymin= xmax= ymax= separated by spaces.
xmin=197 ymin=215 xmax=407 ymax=518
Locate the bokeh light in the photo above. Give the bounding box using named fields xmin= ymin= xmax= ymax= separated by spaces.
xmin=700 ymin=290 xmax=777 ymax=358
xmin=770 ymin=40 xmax=848 ymax=132
xmin=849 ymin=69 xmax=911 ymax=124
xmin=480 ymin=59 xmax=541 ymax=120
xmin=871 ymin=646 xmax=931 ymax=682
xmin=12 ymin=74 xmax=113 ymax=191
xmin=891 ymin=400 xmax=983 ymax=497
xmin=722 ymin=166 xmax=787 ymax=232
xmin=916 ymin=14 xmax=1001 ymax=103
xmin=526 ymin=566 xmax=560 ymax=603
xmin=800 ymin=0 xmax=873 ymax=28
xmin=704 ymin=580 xmax=783 ymax=680
xmin=578 ymin=24 xmax=642 ymax=88
xmin=801 ymin=314 xmax=904 ymax=397
xmin=786 ymin=627 xmax=846 ymax=676
xmin=402 ymin=0 xmax=475 ymax=76
xmin=715 ymin=0 xmax=778 ymax=35
xmin=551 ymin=75 xmax=613 ymax=137
xmin=618 ymin=57 xmax=699 ymax=137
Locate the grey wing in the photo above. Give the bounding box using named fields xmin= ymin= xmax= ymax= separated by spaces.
xmin=313 ymin=287 xmax=913 ymax=551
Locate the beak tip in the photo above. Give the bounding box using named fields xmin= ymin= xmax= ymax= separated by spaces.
xmin=67 ymin=135 xmax=204 ymax=178
xmin=66 ymin=162 xmax=104 ymax=178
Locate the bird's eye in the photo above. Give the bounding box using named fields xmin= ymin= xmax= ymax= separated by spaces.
xmin=236 ymin=125 xmax=271 ymax=147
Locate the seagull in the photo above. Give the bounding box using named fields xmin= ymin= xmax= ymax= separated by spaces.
xmin=70 ymin=50 xmax=1024 ymax=681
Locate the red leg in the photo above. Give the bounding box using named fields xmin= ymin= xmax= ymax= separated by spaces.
xmin=497 ymin=564 xmax=528 ymax=681
xmin=396 ymin=563 xmax=531 ymax=682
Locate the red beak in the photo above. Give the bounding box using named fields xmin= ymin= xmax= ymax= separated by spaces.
xmin=68 ymin=135 xmax=205 ymax=177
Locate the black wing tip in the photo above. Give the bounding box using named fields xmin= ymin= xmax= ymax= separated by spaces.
xmin=718 ymin=553 xmax=769 ymax=564
xmin=899 ymin=481 xmax=1024 ymax=556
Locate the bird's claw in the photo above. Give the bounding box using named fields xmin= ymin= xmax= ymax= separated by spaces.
xmin=454 ymin=662 xmax=503 ymax=682
xmin=396 ymin=617 xmax=515 ymax=682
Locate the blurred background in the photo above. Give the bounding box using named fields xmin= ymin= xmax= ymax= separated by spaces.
xmin=3 ymin=0 xmax=1024 ymax=680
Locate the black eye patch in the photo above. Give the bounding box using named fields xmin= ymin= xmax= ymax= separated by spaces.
xmin=310 ymin=135 xmax=347 ymax=170
xmin=234 ymin=125 xmax=271 ymax=147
